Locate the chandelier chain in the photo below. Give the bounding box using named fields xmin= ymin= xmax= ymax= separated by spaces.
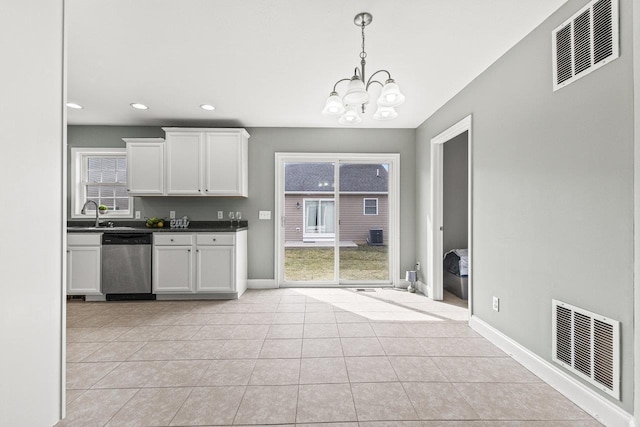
xmin=360 ymin=22 xmax=367 ymax=60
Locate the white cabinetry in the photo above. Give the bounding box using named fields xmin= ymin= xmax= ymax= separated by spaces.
xmin=153 ymin=234 xmax=194 ymax=292
xmin=153 ymin=231 xmax=247 ymax=298
xmin=67 ymin=233 xmax=102 ymax=295
xmin=163 ymin=128 xmax=249 ymax=197
xmin=195 ymin=234 xmax=235 ymax=292
xmin=124 ymin=138 xmax=165 ymax=195
xmin=203 ymin=131 xmax=248 ymax=196
xmin=165 ymin=131 xmax=203 ymax=195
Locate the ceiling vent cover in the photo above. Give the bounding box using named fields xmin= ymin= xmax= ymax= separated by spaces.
xmin=552 ymin=299 xmax=620 ymax=399
xmin=552 ymin=0 xmax=619 ymax=91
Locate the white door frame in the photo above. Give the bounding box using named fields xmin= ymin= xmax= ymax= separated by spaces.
xmin=428 ymin=115 xmax=473 ymax=312
xmin=275 ymin=153 xmax=400 ymax=287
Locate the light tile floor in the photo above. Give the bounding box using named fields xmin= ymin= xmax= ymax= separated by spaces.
xmin=58 ymin=288 xmax=602 ymax=427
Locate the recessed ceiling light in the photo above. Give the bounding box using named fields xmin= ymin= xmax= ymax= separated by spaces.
xmin=66 ymin=102 xmax=83 ymax=109
xmin=200 ymin=104 xmax=216 ymax=111
xmin=130 ymin=103 xmax=148 ymax=110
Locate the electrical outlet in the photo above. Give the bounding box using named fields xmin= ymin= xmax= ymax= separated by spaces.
xmin=135 ymin=211 xmax=141 ymax=219
xmin=169 ymin=211 xmax=176 ymax=219
xmin=217 ymin=211 xmax=224 ymax=219
xmin=492 ymin=296 xmax=500 ymax=312
xmin=259 ymin=210 xmax=271 ymax=220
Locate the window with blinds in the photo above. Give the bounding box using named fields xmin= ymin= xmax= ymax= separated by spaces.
xmin=84 ymin=156 xmax=129 ymax=212
xmin=71 ymin=148 xmax=133 ymax=218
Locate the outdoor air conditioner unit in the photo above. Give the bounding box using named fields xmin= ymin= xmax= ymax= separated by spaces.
xmin=368 ymin=229 xmax=383 ymax=245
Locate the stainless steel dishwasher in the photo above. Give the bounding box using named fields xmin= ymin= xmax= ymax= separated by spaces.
xmin=102 ymin=233 xmax=154 ymax=300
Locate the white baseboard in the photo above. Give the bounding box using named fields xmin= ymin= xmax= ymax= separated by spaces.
xmin=416 ymin=280 xmax=435 ymax=299
xmin=247 ymin=279 xmax=278 ymax=289
xmin=469 ymin=316 xmax=635 ymax=427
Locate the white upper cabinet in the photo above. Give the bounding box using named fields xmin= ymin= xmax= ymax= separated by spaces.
xmin=164 ymin=128 xmax=249 ymax=197
xmin=124 ymin=138 xmax=165 ymax=195
xmin=165 ymin=131 xmax=203 ymax=195
xmin=204 ymin=131 xmax=249 ymax=196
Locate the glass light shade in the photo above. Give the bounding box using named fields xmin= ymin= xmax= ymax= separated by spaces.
xmin=322 ymin=93 xmax=345 ymax=116
xmin=338 ymin=106 xmax=362 ymax=125
xmin=373 ymin=105 xmax=398 ymax=121
xmin=342 ymin=77 xmax=369 ymax=105
xmin=377 ymin=80 xmax=405 ymax=107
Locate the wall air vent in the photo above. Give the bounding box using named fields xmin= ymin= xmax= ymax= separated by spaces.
xmin=552 ymin=300 xmax=620 ymax=399
xmin=552 ymin=0 xmax=619 ymax=91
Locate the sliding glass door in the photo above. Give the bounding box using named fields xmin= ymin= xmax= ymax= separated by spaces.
xmin=304 ymin=199 xmax=335 ymax=241
xmin=338 ymin=162 xmax=389 ymax=281
xmin=277 ymin=154 xmax=399 ymax=287
xmin=283 ymin=162 xmax=336 ymax=282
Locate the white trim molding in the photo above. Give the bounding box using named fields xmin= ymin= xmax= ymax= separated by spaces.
xmin=70 ymin=147 xmax=133 ymax=219
xmin=274 ymin=153 xmax=400 ymax=287
xmin=428 ymin=115 xmax=473 ymax=309
xmin=247 ymin=279 xmax=278 ymax=289
xmin=470 ymin=316 xmax=636 ymax=427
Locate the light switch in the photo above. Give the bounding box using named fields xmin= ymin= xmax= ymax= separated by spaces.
xmin=135 ymin=211 xmax=141 ymax=219
xmin=259 ymin=211 xmax=271 ymax=220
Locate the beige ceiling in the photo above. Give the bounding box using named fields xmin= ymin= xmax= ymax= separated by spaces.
xmin=66 ymin=0 xmax=566 ymax=128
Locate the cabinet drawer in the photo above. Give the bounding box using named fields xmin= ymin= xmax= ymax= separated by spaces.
xmin=154 ymin=233 xmax=193 ymax=246
xmin=196 ymin=233 xmax=235 ymax=246
xmin=68 ymin=233 xmax=101 ymax=246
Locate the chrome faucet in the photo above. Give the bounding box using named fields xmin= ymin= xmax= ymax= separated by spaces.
xmin=81 ymin=200 xmax=100 ymax=227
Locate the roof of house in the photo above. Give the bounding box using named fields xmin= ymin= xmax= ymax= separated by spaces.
xmin=285 ymin=163 xmax=388 ymax=192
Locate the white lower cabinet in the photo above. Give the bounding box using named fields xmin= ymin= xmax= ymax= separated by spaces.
xmin=67 ymin=233 xmax=102 ymax=295
xmin=153 ymin=231 xmax=247 ymax=297
xmin=153 ymin=245 xmax=194 ymax=292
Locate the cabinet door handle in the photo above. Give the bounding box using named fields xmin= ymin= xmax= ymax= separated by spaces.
xmin=213 ymin=238 xmax=216 ymax=242
xmin=196 ymin=249 xmax=199 ymax=253
xmin=188 ymin=249 xmax=191 ymax=252
xmin=170 ymin=238 xmax=174 ymax=242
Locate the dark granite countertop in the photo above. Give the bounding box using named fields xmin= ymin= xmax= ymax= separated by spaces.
xmin=67 ymin=220 xmax=248 ymax=233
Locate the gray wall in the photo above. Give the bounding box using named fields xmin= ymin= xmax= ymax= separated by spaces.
xmin=1 ymin=1 xmax=64 ymax=425
xmin=416 ymin=0 xmax=634 ymax=412
xmin=443 ymin=132 xmax=469 ymax=253
xmin=68 ymin=126 xmax=416 ymax=280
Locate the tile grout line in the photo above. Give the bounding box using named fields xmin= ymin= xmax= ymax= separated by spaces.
xmin=99 ymin=386 xmax=142 ymax=427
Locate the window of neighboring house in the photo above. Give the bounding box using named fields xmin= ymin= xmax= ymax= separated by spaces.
xmin=363 ymin=198 xmax=378 ymax=215
xmin=71 ymin=147 xmax=133 ymax=218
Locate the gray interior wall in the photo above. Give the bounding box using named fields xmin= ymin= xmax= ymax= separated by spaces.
xmin=1 ymin=1 xmax=64 ymax=425
xmin=443 ymin=132 xmax=469 ymax=253
xmin=417 ymin=0 xmax=634 ymax=412
xmin=68 ymin=126 xmax=416 ymax=280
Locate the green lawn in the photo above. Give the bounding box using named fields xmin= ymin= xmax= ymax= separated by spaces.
xmin=284 ymin=244 xmax=388 ymax=281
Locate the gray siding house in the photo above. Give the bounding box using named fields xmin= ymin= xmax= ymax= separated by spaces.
xmin=285 ymin=163 xmax=388 ymax=243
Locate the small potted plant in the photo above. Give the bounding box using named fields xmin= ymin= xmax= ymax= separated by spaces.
xmin=98 ymin=204 xmax=109 ymax=215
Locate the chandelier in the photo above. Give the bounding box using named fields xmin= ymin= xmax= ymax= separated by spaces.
xmin=322 ymin=12 xmax=405 ymax=125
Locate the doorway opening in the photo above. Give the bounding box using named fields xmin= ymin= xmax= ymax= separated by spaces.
xmin=429 ymin=115 xmax=473 ymax=315
xmin=276 ymin=153 xmax=400 ymax=287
